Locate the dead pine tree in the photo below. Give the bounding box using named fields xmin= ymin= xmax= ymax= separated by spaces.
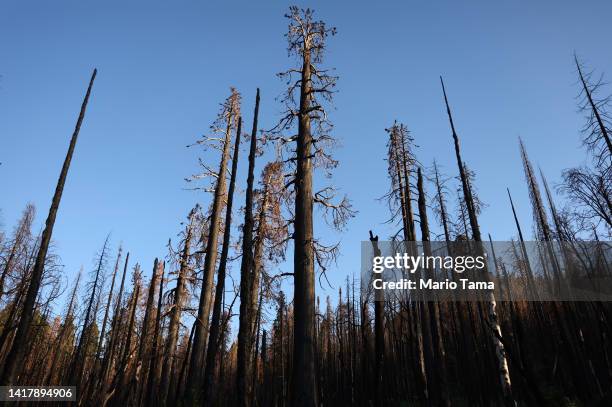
xmin=160 ymin=209 xmax=197 ymax=405
xmin=368 ymin=230 xmax=385 ymax=407
xmin=271 ymin=7 xmax=353 ymax=406
xmin=99 ymin=252 xmax=130 ymax=396
xmin=144 ymin=261 xmax=165 ymax=407
xmin=574 ymin=54 xmax=612 ymax=165
xmin=107 ymin=274 xmax=141 ymax=406
xmin=440 ymin=76 xmax=515 ymax=406
xmin=68 ymin=233 xmax=110 ymax=386
xmin=0 ymin=204 xmax=35 ymax=301
xmin=417 ymin=167 xmax=450 ymax=407
xmin=202 ymin=116 xmax=242 ymax=404
xmin=0 ymin=69 xmax=97 ymax=385
xmin=237 ymin=88 xmax=261 ymax=407
xmin=44 ymin=269 xmax=82 ymax=385
xmin=133 ymin=258 xmax=162 ymax=404
xmin=186 ymin=88 xmax=241 ymax=403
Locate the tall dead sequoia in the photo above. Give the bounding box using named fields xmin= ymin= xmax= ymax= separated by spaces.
xmin=0 ymin=69 xmax=97 ymax=385
xmin=440 ymin=76 xmax=514 ymax=405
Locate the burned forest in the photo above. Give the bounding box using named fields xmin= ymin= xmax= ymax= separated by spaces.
xmin=1 ymin=5 xmax=611 ymax=407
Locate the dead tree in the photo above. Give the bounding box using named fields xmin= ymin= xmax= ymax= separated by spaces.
xmin=69 ymin=234 xmax=110 ymax=385
xmin=369 ymin=230 xmax=384 ymax=407
xmin=203 ymin=116 xmax=242 ymax=403
xmin=574 ymin=55 xmax=612 ymax=168
xmin=417 ymin=167 xmax=449 ymax=407
xmin=237 ymin=89 xmax=260 ymax=407
xmin=160 ymin=209 xmax=196 ymax=405
xmin=99 ymin=252 xmax=130 ymax=394
xmin=272 ymin=7 xmax=353 ymax=406
xmin=186 ymin=88 xmax=241 ymax=402
xmin=440 ymin=76 xmax=514 ymax=404
xmin=0 ymin=204 xmax=35 ymax=301
xmin=145 ymin=261 xmax=165 ymax=407
xmin=0 ymin=69 xmax=97 ymax=385
xmin=44 ymin=269 xmax=81 ymax=385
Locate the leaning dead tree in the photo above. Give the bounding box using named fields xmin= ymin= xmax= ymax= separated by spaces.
xmin=440 ymin=76 xmax=514 ymax=404
xmin=270 ymin=7 xmax=353 ymax=406
xmin=574 ymin=55 xmax=612 ymax=169
xmin=0 ymin=69 xmax=97 ymax=385
xmin=559 ymin=57 xmax=612 ymax=233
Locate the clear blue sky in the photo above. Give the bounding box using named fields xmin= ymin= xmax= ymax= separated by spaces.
xmin=1 ymin=1 xmax=611 ymax=311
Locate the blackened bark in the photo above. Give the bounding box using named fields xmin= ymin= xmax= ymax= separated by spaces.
xmin=70 ymin=234 xmax=110 ymax=384
xmin=0 ymin=69 xmax=97 ymax=385
xmin=145 ymin=261 xmax=165 ymax=407
xmin=160 ymin=211 xmax=195 ymax=404
xmin=237 ymin=88 xmax=260 ymax=407
xmin=188 ymin=94 xmax=238 ymax=401
xmin=203 ymin=117 xmax=242 ymax=403
xmin=440 ymin=76 xmax=514 ymax=403
xmin=292 ymin=40 xmax=318 ymax=407
xmin=369 ymin=230 xmax=384 ymax=407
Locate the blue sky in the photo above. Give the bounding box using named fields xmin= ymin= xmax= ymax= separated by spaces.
xmin=1 ymin=1 xmax=611 ymax=313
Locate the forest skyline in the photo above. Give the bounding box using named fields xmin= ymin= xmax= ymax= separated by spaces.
xmin=2 ymin=0 xmax=611 ymax=307
xmin=0 ymin=3 xmax=611 ymax=406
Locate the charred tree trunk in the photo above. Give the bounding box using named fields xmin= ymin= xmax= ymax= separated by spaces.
xmin=441 ymin=76 xmax=514 ymax=405
xmin=575 ymin=55 xmax=612 ymax=158
xmin=100 ymin=252 xmax=130 ymax=389
xmin=160 ymin=210 xmax=195 ymax=404
xmin=417 ymin=168 xmax=450 ymax=406
xmin=369 ymin=231 xmax=385 ymax=407
xmin=0 ymin=69 xmax=97 ymax=385
xmin=237 ymin=88 xmax=260 ymax=407
xmin=203 ymin=116 xmax=242 ymax=403
xmin=292 ymin=35 xmax=318 ymax=407
xmin=145 ymin=261 xmax=165 ymax=407
xmin=187 ymin=90 xmax=239 ymax=402
xmin=69 ymin=234 xmax=110 ymax=386
xmin=44 ymin=271 xmax=81 ymax=385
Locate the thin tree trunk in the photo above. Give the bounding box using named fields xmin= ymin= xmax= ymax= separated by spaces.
xmin=203 ymin=116 xmax=242 ymax=403
xmin=441 ymin=76 xmax=514 ymax=405
xmin=100 ymin=252 xmax=130 ymax=389
xmin=70 ymin=234 xmax=110 ymax=385
xmin=0 ymin=69 xmax=97 ymax=385
xmin=237 ymin=88 xmax=260 ymax=407
xmin=160 ymin=211 xmax=195 ymax=404
xmin=417 ymin=167 xmax=450 ymax=406
xmin=145 ymin=261 xmax=165 ymax=407
xmin=575 ymin=55 xmax=612 ymax=158
xmin=187 ymin=92 xmax=238 ymax=402
xmin=44 ymin=271 xmax=81 ymax=385
xmin=369 ymin=231 xmax=385 ymax=407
